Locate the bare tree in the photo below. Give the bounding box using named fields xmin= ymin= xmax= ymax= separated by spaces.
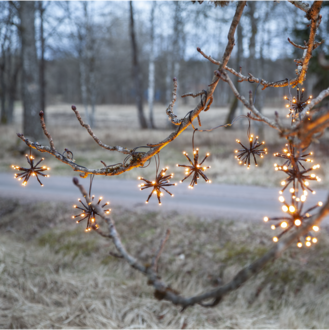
xmin=129 ymin=1 xmax=148 ymax=129
xmin=14 ymin=0 xmax=329 ymax=310
xmin=148 ymin=2 xmax=156 ymax=129
xmin=0 ymin=2 xmax=20 ymax=124
xmin=19 ymin=1 xmax=43 ymax=140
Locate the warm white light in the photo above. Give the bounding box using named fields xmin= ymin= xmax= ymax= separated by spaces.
xmin=294 ymin=219 xmax=301 ymax=226
xmin=263 ymin=216 xmax=269 ymax=222
xmin=313 ymin=225 xmax=319 ymax=232
xmin=289 ymin=205 xmax=296 ymax=213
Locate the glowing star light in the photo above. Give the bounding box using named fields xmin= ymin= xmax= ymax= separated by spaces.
xmin=235 ymin=135 xmax=267 ymax=168
xmin=138 ymin=167 xmax=176 ymax=205
xmin=12 ymin=149 xmax=50 ymax=186
xmin=284 ymin=87 xmax=312 ymax=122
xmin=72 ymin=195 xmax=111 ymax=232
xmin=273 ymin=142 xmax=320 ymax=195
xmin=264 ymin=195 xmax=322 ymax=247
xmin=176 ymin=148 xmax=211 ymax=188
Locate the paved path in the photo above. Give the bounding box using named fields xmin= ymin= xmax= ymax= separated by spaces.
xmin=0 ymin=173 xmax=328 ymax=223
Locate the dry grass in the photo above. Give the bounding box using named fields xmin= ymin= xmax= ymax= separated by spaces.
xmin=1 ymin=103 xmax=329 ymax=188
xmin=1 ymin=198 xmax=329 ymax=328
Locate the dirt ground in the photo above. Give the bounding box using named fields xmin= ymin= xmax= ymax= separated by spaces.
xmin=1 ymin=198 xmax=329 ymax=328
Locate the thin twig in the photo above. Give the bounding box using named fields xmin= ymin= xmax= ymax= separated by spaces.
xmin=39 ymin=111 xmax=55 ymax=150
xmin=152 ymin=229 xmax=170 ymax=272
xmin=166 ymin=78 xmax=183 ymax=125
xmin=71 ymin=105 xmax=132 ymax=155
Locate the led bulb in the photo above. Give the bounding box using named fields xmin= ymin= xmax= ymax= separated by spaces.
xmin=294 ymin=219 xmax=301 ymax=226
xmin=289 ymin=205 xmax=296 ymax=213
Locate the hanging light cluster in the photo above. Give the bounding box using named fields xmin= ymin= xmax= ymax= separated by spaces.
xmin=264 ymin=195 xmax=322 ymax=247
xmin=11 ymin=148 xmax=50 ymax=186
xmin=72 ymin=195 xmax=111 ymax=232
xmin=235 ymin=134 xmax=267 ymax=168
xmin=176 ymin=148 xmax=211 ymax=188
xmin=284 ymin=87 xmax=312 ymax=122
xmin=265 ymin=142 xmax=322 ymax=247
xmin=273 ymin=143 xmax=321 ymax=195
xmin=138 ymin=167 xmax=176 ymax=205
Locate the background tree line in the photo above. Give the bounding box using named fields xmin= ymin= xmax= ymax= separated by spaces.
xmin=0 ymin=1 xmax=328 ymax=138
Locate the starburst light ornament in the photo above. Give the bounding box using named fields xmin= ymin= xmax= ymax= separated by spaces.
xmin=284 ymin=86 xmax=312 ymax=122
xmin=11 ymin=148 xmax=50 ymax=186
xmin=72 ymin=175 xmax=111 ymax=232
xmin=263 ymin=193 xmax=322 ymax=248
xmin=138 ymin=167 xmax=176 ymax=205
xmin=235 ymin=134 xmax=267 ymax=168
xmin=273 ymin=142 xmax=321 ymax=195
xmin=177 ymin=148 xmax=211 ymax=188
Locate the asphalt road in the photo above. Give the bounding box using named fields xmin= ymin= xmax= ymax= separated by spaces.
xmin=0 ymin=173 xmax=328 ymax=223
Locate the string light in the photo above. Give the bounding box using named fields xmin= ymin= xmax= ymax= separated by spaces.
xmin=177 ymin=148 xmax=211 ymax=188
xmin=264 ymin=196 xmax=321 ymax=247
xmin=284 ymin=86 xmax=312 ymax=122
xmin=273 ymin=141 xmax=319 ymax=195
xmin=139 ymin=167 xmax=176 ymax=205
xmin=72 ymin=176 xmax=111 ymax=231
xmin=11 ymin=148 xmax=50 ymax=187
xmin=235 ymin=135 xmax=267 ymax=168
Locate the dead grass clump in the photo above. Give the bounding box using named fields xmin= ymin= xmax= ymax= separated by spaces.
xmin=1 ymin=199 xmax=329 ymax=328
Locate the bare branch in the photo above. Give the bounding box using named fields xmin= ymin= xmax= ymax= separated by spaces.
xmin=282 ymin=108 xmax=329 ymax=149
xmin=165 ymin=78 xmax=183 ymax=125
xmin=152 ymin=229 xmax=170 ymax=272
xmin=72 ymin=177 xmax=329 ymax=310
xmin=73 ymin=177 xmax=147 ymax=273
xmin=288 ymin=37 xmax=324 ymax=50
xmin=181 ymin=90 xmax=206 ymax=98
xmin=288 ymin=0 xmax=311 ymax=13
xmin=39 ymin=111 xmax=55 ymax=151
xmin=219 ymin=1 xmax=246 ymax=70
xmin=223 ymin=72 xmax=279 ymax=130
xmin=300 ymin=86 xmax=329 ymax=116
xmin=71 ymin=105 xmax=132 ymax=155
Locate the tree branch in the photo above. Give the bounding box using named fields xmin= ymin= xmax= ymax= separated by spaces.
xmin=71 ymin=105 xmax=132 ymax=155
xmin=73 ymin=177 xmax=329 ymax=310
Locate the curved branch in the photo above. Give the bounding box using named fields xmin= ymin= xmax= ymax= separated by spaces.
xmin=73 ymin=177 xmax=329 ymax=310
xmin=288 ymin=0 xmax=311 ymax=13
xmin=223 ymin=72 xmax=280 ymax=130
xmin=300 ymin=86 xmax=329 ymax=116
xmin=71 ymin=105 xmax=132 ymax=155
xmin=165 ymin=78 xmax=183 ymax=125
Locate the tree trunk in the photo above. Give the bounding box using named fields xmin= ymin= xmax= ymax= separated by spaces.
xmin=148 ymin=2 xmax=156 ymax=129
xmin=226 ymin=22 xmax=243 ymax=125
xmin=129 ymin=1 xmax=148 ymax=129
xmin=19 ymin=1 xmax=43 ymax=140
xmin=38 ymin=2 xmax=46 ymax=118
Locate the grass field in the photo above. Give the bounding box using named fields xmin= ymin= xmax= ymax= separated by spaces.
xmin=1 ymin=103 xmax=329 ymax=188
xmin=1 ymin=103 xmax=329 ymax=328
xmin=1 ymin=198 xmax=329 ymax=328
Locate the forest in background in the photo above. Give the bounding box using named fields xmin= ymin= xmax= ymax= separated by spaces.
xmin=0 ymin=1 xmax=329 ymax=132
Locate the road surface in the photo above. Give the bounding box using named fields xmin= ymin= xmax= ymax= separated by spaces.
xmin=1 ymin=173 xmax=328 ymax=223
